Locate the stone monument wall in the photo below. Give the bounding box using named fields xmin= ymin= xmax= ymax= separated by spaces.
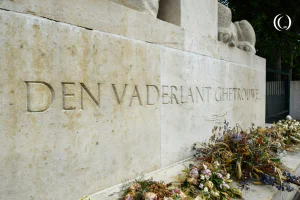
xmin=0 ymin=0 xmax=265 ymax=199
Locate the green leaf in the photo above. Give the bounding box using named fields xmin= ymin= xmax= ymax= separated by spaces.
xmin=270 ymin=158 xmax=281 ymax=162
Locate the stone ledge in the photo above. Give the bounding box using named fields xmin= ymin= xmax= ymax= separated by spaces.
xmin=89 ymin=148 xmax=300 ymax=200
xmin=89 ymin=158 xmax=194 ymax=200
xmin=0 ymin=0 xmax=265 ymax=70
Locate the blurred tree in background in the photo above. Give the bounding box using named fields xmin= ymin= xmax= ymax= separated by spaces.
xmin=219 ymin=0 xmax=300 ymax=80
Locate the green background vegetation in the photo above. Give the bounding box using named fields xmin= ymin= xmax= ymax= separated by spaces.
xmin=219 ymin=0 xmax=300 ymax=80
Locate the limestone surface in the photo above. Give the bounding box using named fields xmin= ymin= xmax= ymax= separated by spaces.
xmin=218 ymin=2 xmax=256 ymax=54
xmin=0 ymin=0 xmax=264 ymax=65
xmin=158 ymin=0 xmax=218 ymax=39
xmin=109 ymin=0 xmax=160 ymax=17
xmin=0 ymin=1 xmax=266 ymax=200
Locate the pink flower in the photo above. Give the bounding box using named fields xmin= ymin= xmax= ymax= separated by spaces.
xmin=203 ymin=169 xmax=212 ymax=176
xmin=190 ymin=167 xmax=199 ymax=178
xmin=125 ymin=194 xmax=134 ymax=200
xmin=216 ymin=173 xmax=223 ymax=179
xmin=174 ymin=188 xmax=181 ymax=194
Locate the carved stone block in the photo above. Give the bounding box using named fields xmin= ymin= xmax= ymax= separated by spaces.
xmin=218 ymin=3 xmax=256 ymax=54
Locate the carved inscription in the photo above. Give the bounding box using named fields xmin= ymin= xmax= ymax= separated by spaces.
xmin=25 ymin=81 xmax=55 ymax=112
xmin=25 ymin=81 xmax=260 ymax=112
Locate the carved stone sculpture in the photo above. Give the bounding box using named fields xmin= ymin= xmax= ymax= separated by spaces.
xmin=218 ymin=3 xmax=256 ymax=54
xmin=109 ymin=0 xmax=160 ymax=17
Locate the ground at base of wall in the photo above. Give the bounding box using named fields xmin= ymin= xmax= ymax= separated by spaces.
xmin=88 ymin=147 xmax=300 ymax=200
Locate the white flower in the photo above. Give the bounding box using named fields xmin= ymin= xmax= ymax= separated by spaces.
xmin=286 ymin=115 xmax=293 ymax=120
xmin=220 ymin=182 xmax=230 ymax=189
xmin=277 ymin=143 xmax=281 ymax=148
xmin=226 ymin=173 xmax=230 ymax=179
xmin=224 ymin=184 xmax=230 ymax=189
xmin=199 ymin=183 xmax=204 ymax=189
xmin=211 ymin=191 xmax=220 ymax=197
xmin=213 ymin=161 xmax=220 ymax=167
xmin=203 ymin=187 xmax=208 ymax=192
xmin=203 ymin=164 xmax=207 ymax=170
xmin=200 ymin=174 xmax=205 ymax=180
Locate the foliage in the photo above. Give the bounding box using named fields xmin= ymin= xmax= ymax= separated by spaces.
xmin=193 ymin=119 xmax=300 ymax=194
xmin=180 ymin=162 xmax=242 ymax=200
xmin=220 ymin=0 xmax=300 ymax=78
xmin=119 ymin=178 xmax=187 ymax=200
xmin=82 ymin=118 xmax=300 ymax=200
xmin=274 ymin=119 xmax=300 ymax=144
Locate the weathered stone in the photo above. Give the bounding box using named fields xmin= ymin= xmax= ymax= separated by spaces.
xmin=0 ymin=10 xmax=162 ymax=200
xmin=158 ymin=0 xmax=218 ymax=39
xmin=218 ymin=2 xmax=232 ymax=28
xmin=109 ymin=0 xmax=160 ymax=17
xmin=0 ymin=9 xmax=265 ymax=199
xmin=0 ymin=1 xmax=266 ymax=200
xmin=0 ymin=0 xmax=264 ymax=65
xmin=218 ymin=3 xmax=256 ymax=54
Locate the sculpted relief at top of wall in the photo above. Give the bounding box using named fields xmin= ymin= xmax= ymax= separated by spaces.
xmin=218 ymin=2 xmax=257 ymax=54
xmin=109 ymin=0 xmax=160 ymax=17
xmin=109 ymin=1 xmax=256 ymax=54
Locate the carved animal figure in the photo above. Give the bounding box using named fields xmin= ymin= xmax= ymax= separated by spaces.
xmin=109 ymin=0 xmax=160 ymax=17
xmin=218 ymin=3 xmax=256 ymax=54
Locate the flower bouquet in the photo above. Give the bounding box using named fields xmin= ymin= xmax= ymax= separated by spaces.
xmin=120 ymin=179 xmax=187 ymax=200
xmin=192 ymin=120 xmax=300 ymax=193
xmin=180 ymin=162 xmax=242 ymax=200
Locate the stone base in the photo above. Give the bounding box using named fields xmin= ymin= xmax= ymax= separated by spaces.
xmin=0 ymin=1 xmax=265 ymax=199
xmin=89 ymin=146 xmax=300 ymax=200
xmin=89 ymin=158 xmax=194 ymax=200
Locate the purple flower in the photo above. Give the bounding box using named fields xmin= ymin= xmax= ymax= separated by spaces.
xmin=231 ymin=133 xmax=242 ymax=142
